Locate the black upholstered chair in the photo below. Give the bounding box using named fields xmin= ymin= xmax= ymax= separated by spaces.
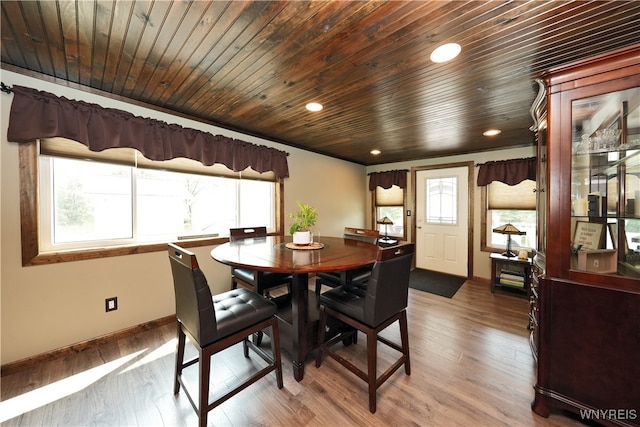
xmin=314 ymin=227 xmax=379 ymax=302
xmin=229 ymin=226 xmax=292 ymax=298
xmin=316 ymin=243 xmax=415 ymax=414
xmin=168 ymin=243 xmax=283 ymax=427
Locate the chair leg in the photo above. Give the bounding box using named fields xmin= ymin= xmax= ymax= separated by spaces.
xmin=198 ymin=348 xmax=211 ymax=427
xmin=400 ymin=310 xmax=411 ymax=375
xmin=316 ymin=305 xmax=328 ymax=367
xmin=366 ymin=328 xmax=378 ymax=414
xmin=315 ymin=308 xmax=408 ymax=414
xmin=270 ymin=317 xmax=284 ymax=388
xmin=174 ymin=326 xmax=186 ymax=394
xmin=253 ymin=331 xmax=264 ymax=346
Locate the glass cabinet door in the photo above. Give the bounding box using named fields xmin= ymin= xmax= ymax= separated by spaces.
xmin=570 ymin=86 xmax=640 ymax=277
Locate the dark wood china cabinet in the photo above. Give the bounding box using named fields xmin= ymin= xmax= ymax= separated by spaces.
xmin=531 ymin=44 xmax=640 ymax=426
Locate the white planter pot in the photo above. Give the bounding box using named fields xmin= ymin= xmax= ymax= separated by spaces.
xmin=293 ymin=231 xmax=312 ymax=245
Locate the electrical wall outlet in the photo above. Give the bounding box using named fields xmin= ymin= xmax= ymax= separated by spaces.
xmin=105 ymin=297 xmax=118 ymax=312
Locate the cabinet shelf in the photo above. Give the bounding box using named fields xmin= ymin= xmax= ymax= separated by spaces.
xmin=573 ymin=249 xmax=617 ymax=273
xmin=572 ymin=148 xmax=640 ymax=176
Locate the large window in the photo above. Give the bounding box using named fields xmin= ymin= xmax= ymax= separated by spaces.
xmin=482 ymin=180 xmax=537 ymax=252
xmin=374 ymin=185 xmax=406 ymax=239
xmin=19 ymin=139 xmax=281 ymax=264
xmin=39 ymin=157 xmax=275 ymax=251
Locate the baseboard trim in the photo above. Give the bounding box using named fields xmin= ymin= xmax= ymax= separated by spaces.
xmin=1 ymin=315 xmax=176 ymax=377
xmin=472 ymin=276 xmax=491 ymax=284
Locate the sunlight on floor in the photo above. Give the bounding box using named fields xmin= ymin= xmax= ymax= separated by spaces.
xmin=0 ymin=350 xmax=145 ymax=423
xmin=119 ymin=339 xmax=176 ymax=374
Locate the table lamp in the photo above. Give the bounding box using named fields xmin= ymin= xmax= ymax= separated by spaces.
xmin=493 ymin=223 xmax=526 ymax=257
xmin=377 ymin=216 xmax=397 ymax=245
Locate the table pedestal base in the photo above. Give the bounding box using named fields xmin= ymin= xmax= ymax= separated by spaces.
xmin=274 ymin=273 xmax=321 ymax=381
xmin=274 ymin=273 xmax=352 ymax=381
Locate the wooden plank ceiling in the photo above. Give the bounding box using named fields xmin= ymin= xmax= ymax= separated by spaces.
xmin=2 ymin=1 xmax=640 ymax=165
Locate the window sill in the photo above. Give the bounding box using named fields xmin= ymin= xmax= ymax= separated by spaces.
xmin=23 ymin=237 xmax=229 ymax=266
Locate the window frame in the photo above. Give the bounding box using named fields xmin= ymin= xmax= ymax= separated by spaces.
xmin=372 ymin=184 xmax=407 ymax=240
xmin=480 ymin=180 xmax=536 ymax=253
xmin=18 ymin=141 xmax=285 ymax=266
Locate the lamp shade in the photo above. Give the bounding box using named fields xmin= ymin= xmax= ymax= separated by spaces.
xmin=493 ymin=223 xmax=525 ymax=235
xmin=377 ymin=216 xmax=393 ymax=225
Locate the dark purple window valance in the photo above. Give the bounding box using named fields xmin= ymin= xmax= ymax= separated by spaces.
xmin=368 ymin=169 xmax=409 ymax=191
xmin=477 ymin=157 xmax=536 ymax=186
xmin=6 ymin=85 xmax=289 ymax=178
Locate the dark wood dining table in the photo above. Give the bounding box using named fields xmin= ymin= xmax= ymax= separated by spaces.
xmin=210 ymin=235 xmax=379 ymax=381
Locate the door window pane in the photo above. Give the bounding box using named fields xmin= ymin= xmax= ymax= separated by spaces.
xmin=426 ymin=176 xmax=457 ymax=224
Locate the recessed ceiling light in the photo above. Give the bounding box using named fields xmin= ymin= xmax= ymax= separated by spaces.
xmin=370 ymin=149 xmax=381 ymax=155
xmin=430 ymin=43 xmax=461 ymax=63
xmin=483 ymin=129 xmax=502 ymax=136
xmin=305 ymin=102 xmax=323 ymax=112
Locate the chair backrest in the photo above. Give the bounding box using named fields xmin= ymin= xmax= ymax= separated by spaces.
xmin=363 ymin=243 xmax=415 ymax=326
xmin=168 ymin=243 xmax=218 ymax=346
xmin=229 ymin=226 xmax=268 ymax=242
xmin=344 ymin=227 xmax=379 ymax=245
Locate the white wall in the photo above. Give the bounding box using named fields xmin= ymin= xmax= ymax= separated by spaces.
xmin=0 ymin=70 xmax=366 ymax=364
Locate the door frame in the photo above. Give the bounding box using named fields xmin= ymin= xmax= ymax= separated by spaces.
xmin=410 ymin=162 xmax=474 ymax=278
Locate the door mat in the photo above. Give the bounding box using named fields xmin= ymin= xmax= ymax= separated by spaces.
xmin=409 ymin=268 xmax=466 ymax=298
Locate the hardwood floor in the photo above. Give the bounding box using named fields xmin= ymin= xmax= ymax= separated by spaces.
xmin=1 ymin=280 xmax=584 ymax=426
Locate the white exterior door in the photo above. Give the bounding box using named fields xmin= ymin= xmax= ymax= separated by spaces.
xmin=415 ymin=166 xmax=469 ymax=277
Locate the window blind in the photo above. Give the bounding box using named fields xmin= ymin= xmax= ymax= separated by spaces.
xmin=40 ymin=137 xmax=277 ymax=181
xmin=488 ymin=180 xmax=536 ymax=210
xmin=375 ymin=185 xmax=404 ymax=206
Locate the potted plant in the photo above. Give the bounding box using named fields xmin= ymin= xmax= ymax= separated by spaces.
xmin=288 ymin=201 xmax=318 ymax=245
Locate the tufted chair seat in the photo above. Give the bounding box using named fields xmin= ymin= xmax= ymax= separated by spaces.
xmin=210 ymin=289 xmax=279 ymax=343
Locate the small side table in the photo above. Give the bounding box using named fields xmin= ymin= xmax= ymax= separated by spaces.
xmin=490 ymin=252 xmax=531 ymax=298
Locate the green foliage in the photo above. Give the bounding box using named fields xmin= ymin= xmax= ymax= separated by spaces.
xmin=288 ymin=201 xmax=318 ymax=235
xmin=55 ymin=179 xmax=93 ymax=227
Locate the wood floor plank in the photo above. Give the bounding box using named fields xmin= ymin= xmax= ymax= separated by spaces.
xmin=1 ymin=279 xmax=583 ymax=426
